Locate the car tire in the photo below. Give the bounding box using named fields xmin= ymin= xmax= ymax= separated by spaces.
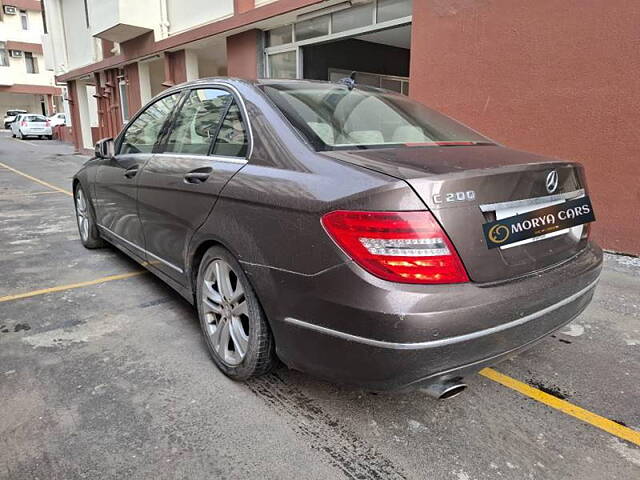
xmin=196 ymin=246 xmax=276 ymax=380
xmin=11 ymin=133 xmax=15 ymax=138
xmin=17 ymin=130 xmax=23 ymax=140
xmin=74 ymin=184 xmax=105 ymax=249
xmin=46 ymin=135 xmax=53 ymax=140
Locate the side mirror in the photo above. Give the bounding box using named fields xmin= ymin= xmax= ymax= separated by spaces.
xmin=95 ymin=138 xmax=115 ymax=159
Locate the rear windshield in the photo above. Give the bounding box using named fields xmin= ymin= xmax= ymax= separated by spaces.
xmin=6 ymin=110 xmax=25 ymax=116
xmin=25 ymin=115 xmax=47 ymax=122
xmin=259 ymin=83 xmax=492 ymax=151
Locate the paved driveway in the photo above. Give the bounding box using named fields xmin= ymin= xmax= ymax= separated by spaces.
xmin=1 ymin=133 xmax=638 ymax=479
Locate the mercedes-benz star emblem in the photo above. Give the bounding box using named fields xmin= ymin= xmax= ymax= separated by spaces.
xmin=545 ymin=170 xmax=559 ymax=194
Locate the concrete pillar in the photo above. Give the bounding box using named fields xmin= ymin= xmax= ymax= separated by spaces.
xmin=46 ymin=94 xmax=54 ymax=115
xmin=234 ymin=0 xmax=254 ymax=14
xmin=67 ymin=81 xmax=84 ymax=152
xmin=163 ymin=50 xmax=188 ymax=87
xmin=76 ymin=83 xmax=94 ymax=150
xmin=124 ymin=62 xmax=142 ymax=113
xmin=227 ymin=29 xmax=261 ymax=79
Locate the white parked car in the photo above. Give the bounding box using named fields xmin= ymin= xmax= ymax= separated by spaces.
xmin=48 ymin=112 xmax=67 ymax=127
xmin=11 ymin=114 xmax=53 ymax=140
xmin=4 ymin=109 xmax=27 ymax=129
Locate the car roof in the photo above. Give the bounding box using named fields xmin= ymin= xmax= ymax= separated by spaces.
xmin=163 ymin=77 xmax=380 ymax=92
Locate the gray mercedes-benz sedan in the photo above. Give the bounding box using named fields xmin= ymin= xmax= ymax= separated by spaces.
xmin=73 ymin=78 xmax=601 ymax=398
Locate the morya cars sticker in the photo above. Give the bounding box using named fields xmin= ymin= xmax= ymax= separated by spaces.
xmin=483 ymin=196 xmax=596 ymax=249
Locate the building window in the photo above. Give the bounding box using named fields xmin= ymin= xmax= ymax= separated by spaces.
xmin=294 ymin=15 xmax=330 ymax=42
xmin=25 ymin=52 xmax=38 ymax=74
xmin=41 ymin=1 xmax=48 ymax=34
xmin=0 ymin=42 xmax=9 ymax=67
xmin=266 ymin=25 xmax=292 ymax=47
xmin=332 ymin=3 xmax=374 ymax=33
xmin=119 ymin=80 xmax=130 ymax=122
xmin=268 ymin=51 xmax=297 ymax=79
xmin=20 ymin=10 xmax=29 ymax=30
xmin=83 ymin=0 xmax=90 ymax=28
xmin=377 ymin=0 xmax=413 ymax=23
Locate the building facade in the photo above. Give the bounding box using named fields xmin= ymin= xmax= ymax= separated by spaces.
xmin=43 ymin=0 xmax=639 ymax=255
xmin=0 ymin=0 xmax=61 ymax=117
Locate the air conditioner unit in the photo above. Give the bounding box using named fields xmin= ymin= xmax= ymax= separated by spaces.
xmin=4 ymin=5 xmax=18 ymax=15
xmin=10 ymin=50 xmax=23 ymax=58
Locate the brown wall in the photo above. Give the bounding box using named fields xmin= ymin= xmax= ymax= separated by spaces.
xmin=410 ymin=0 xmax=640 ymax=255
xmin=6 ymin=41 xmax=43 ymax=54
xmin=227 ymin=30 xmax=260 ymax=79
xmin=2 ymin=0 xmax=42 ymax=11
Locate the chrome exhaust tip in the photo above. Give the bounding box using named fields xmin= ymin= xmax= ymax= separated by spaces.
xmin=422 ymin=378 xmax=467 ymax=400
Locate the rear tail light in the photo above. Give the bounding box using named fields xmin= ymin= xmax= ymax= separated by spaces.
xmin=321 ymin=211 xmax=469 ymax=284
xmin=46 ymin=120 xmax=51 ymax=127
xmin=20 ymin=121 xmax=26 ymax=127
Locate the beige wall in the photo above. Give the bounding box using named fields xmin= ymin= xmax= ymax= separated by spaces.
xmin=166 ymin=0 xmax=234 ymax=34
xmin=58 ymin=0 xmax=101 ymax=70
xmin=0 ymin=92 xmax=44 ymax=116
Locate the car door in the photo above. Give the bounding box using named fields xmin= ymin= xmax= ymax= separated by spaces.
xmin=11 ymin=115 xmax=21 ymax=135
xmin=93 ymin=92 xmax=182 ymax=260
xmin=136 ymin=86 xmax=250 ymax=284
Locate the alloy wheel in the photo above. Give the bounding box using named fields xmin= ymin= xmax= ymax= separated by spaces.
xmin=75 ymin=188 xmax=89 ymax=242
xmin=201 ymin=259 xmax=250 ymax=366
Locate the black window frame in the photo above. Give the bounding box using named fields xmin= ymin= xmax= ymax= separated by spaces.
xmin=25 ymin=52 xmax=38 ymax=74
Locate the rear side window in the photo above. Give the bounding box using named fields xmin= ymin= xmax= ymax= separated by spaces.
xmin=212 ymin=103 xmax=248 ymax=158
xmin=164 ymin=89 xmax=232 ymax=156
xmin=119 ymin=93 xmax=180 ymax=154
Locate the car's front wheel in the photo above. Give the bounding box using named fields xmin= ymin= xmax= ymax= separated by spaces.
xmin=17 ymin=130 xmax=23 ymax=139
xmin=196 ymin=246 xmax=275 ymax=380
xmin=74 ymin=184 xmax=104 ymax=249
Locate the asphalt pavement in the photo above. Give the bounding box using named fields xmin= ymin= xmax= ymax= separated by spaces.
xmin=1 ymin=132 xmax=638 ymax=479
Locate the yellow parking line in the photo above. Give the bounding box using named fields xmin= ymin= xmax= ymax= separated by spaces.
xmin=0 ymin=271 xmax=146 ymax=303
xmin=481 ymin=368 xmax=640 ymax=447
xmin=0 ymin=161 xmax=73 ymax=196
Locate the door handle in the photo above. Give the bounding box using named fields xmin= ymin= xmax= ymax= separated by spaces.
xmin=184 ymin=167 xmax=212 ymax=184
xmin=124 ymin=166 xmax=139 ymax=179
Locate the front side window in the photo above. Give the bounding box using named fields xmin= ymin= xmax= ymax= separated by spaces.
xmin=119 ymin=93 xmax=180 ymax=154
xmin=25 ymin=52 xmax=38 ymax=74
xmin=260 ymin=83 xmax=491 ymax=151
xmin=163 ymin=89 xmax=232 ymax=156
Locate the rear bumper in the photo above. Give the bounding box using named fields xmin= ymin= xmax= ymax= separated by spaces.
xmin=22 ymin=127 xmax=52 ymax=136
xmin=244 ymin=242 xmax=602 ymax=391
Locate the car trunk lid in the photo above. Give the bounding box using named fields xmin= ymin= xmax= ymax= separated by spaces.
xmin=323 ymin=146 xmax=590 ymax=283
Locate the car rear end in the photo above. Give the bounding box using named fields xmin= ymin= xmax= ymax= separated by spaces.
xmin=4 ymin=109 xmax=26 ymax=128
xmin=254 ymin=81 xmax=602 ymax=392
xmin=20 ymin=115 xmax=52 ymax=137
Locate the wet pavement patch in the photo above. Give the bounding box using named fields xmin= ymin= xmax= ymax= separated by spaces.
xmin=526 ymin=379 xmax=572 ymax=400
xmin=248 ymin=372 xmax=408 ymax=480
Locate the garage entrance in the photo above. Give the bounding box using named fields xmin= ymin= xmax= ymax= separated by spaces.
xmin=264 ymin=0 xmax=412 ymax=93
xmin=303 ymin=24 xmax=411 ymax=94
